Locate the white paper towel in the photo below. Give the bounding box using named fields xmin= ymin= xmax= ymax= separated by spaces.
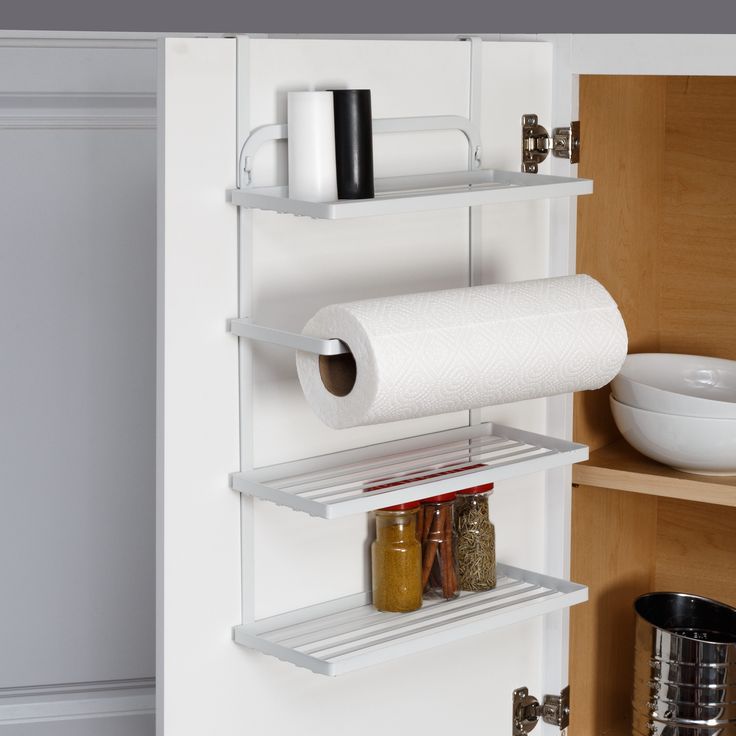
xmin=296 ymin=275 xmax=628 ymax=429
xmin=287 ymin=91 xmax=338 ymax=202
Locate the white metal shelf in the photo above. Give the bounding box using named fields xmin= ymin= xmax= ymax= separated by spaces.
xmin=228 ymin=169 xmax=593 ymax=220
xmin=233 ymin=563 xmax=588 ymax=676
xmin=231 ymin=422 xmax=588 ymax=518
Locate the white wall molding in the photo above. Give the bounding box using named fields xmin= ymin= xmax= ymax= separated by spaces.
xmin=0 ymin=679 xmax=155 ymax=725
xmin=0 ymin=91 xmax=156 ymax=129
xmin=0 ymin=31 xmax=161 ymax=48
xmin=0 ymin=116 xmax=154 ymax=129
xmin=0 ymin=38 xmax=157 ymax=49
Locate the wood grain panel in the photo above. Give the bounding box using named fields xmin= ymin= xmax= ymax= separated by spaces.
xmin=655 ymin=498 xmax=736 ymax=607
xmin=574 ymin=76 xmax=666 ymax=451
xmin=573 ymin=440 xmax=736 ymax=507
xmin=569 ymin=485 xmax=659 ymax=736
xmin=571 ymin=75 xmax=736 ymax=736
xmin=659 ymin=77 xmax=736 ymax=360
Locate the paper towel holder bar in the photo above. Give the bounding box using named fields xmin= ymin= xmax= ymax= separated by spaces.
xmin=238 ymin=115 xmax=482 ymax=187
xmin=228 ymin=318 xmax=349 ymax=356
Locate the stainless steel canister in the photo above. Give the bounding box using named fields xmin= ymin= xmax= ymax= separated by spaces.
xmin=633 ymin=592 xmax=736 ymax=736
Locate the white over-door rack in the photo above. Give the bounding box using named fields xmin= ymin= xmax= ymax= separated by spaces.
xmin=229 ymin=36 xmax=592 ymax=674
xmin=229 ymin=113 xmax=592 ymax=219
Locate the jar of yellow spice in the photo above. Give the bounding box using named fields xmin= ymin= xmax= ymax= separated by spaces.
xmin=370 ymin=501 xmax=423 ymax=612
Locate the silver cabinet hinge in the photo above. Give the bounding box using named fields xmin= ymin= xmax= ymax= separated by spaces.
xmin=522 ymin=114 xmax=580 ymax=173
xmin=513 ymin=685 xmax=570 ymax=735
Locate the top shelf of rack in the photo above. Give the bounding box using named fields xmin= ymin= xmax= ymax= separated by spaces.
xmin=227 ymin=169 xmax=593 ymax=220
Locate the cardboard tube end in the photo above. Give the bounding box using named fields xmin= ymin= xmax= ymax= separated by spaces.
xmin=319 ymin=349 xmax=356 ymax=397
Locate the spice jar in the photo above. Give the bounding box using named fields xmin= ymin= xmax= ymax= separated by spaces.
xmin=419 ymin=493 xmax=459 ymax=600
xmin=370 ymin=502 xmax=423 ymax=612
xmin=454 ymin=483 xmax=496 ymax=592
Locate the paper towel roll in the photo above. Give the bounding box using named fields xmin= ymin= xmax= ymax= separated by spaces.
xmin=296 ymin=275 xmax=628 ymax=429
xmin=287 ymin=91 xmax=338 ymax=202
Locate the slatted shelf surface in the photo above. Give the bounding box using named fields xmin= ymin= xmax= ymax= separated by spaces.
xmin=227 ymin=169 xmax=593 ymax=219
xmin=231 ymin=422 xmax=588 ymax=518
xmin=233 ymin=563 xmax=588 ymax=675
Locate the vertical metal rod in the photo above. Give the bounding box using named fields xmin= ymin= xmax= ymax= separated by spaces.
xmin=236 ymin=35 xmax=256 ymax=625
xmin=464 ymin=36 xmax=484 ymax=429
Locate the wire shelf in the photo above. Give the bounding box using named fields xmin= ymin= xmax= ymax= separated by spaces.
xmin=231 ymin=422 xmax=588 ymax=519
xmin=228 ymin=169 xmax=592 ymax=220
xmin=233 ymin=563 xmax=588 ymax=676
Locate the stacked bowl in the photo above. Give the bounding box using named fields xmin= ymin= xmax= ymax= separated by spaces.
xmin=610 ymin=354 xmax=736 ymax=475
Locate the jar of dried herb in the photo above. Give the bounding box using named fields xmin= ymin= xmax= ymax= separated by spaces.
xmin=371 ymin=502 xmax=423 ymax=612
xmin=419 ymin=493 xmax=459 ymax=600
xmin=454 ymin=483 xmax=496 ymax=592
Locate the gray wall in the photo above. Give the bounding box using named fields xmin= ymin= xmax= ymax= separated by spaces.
xmin=0 ymin=38 xmax=157 ymax=734
xmin=0 ymin=0 xmax=732 ymax=32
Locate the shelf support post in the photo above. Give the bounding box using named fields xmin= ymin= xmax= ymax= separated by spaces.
xmin=461 ymin=35 xmax=484 ymax=427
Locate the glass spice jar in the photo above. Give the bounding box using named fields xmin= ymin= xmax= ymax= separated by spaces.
xmin=419 ymin=493 xmax=459 ymax=600
xmin=370 ymin=502 xmax=423 ymax=612
xmin=454 ymin=483 xmax=496 ymax=592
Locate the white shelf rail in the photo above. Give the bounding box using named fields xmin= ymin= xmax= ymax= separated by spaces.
xmin=228 ymin=318 xmax=348 ymax=356
xmin=233 ymin=563 xmax=589 ymax=676
xmin=231 ymin=422 xmax=589 ymax=518
xmin=237 ymin=114 xmax=483 ymax=188
xmin=228 ymin=169 xmax=593 ymax=219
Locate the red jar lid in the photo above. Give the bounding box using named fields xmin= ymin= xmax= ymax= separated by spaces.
xmin=364 ymin=463 xmax=487 ymax=508
xmin=457 ymin=482 xmax=494 ymax=495
xmin=378 ymin=501 xmax=421 ymax=512
xmin=422 ymin=492 xmax=457 ymax=503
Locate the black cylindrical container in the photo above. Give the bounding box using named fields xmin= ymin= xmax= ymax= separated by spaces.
xmin=331 ymin=89 xmax=374 ymax=199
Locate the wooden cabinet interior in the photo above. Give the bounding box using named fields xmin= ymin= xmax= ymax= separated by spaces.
xmin=569 ymin=75 xmax=736 ymax=736
xmin=573 ymin=439 xmax=736 ymax=507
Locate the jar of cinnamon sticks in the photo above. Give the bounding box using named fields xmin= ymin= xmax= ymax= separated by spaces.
xmin=419 ymin=493 xmax=459 ymax=600
xmin=370 ymin=502 xmax=423 ymax=612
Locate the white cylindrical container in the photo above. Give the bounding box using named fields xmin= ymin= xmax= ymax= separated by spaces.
xmin=287 ymin=91 xmax=338 ymax=202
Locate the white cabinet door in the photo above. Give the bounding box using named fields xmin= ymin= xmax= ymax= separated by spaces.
xmin=156 ymin=37 xmax=240 ymax=736
xmin=158 ymin=36 xmax=575 ymax=736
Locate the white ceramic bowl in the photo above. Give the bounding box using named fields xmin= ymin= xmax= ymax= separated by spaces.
xmin=611 ymin=353 xmax=736 ymax=419
xmin=609 ymin=396 xmax=736 ymax=475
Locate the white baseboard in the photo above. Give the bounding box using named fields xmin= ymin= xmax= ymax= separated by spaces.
xmin=0 ymin=679 xmax=155 ymax=725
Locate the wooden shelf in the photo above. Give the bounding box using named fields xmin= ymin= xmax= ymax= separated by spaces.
xmin=572 ymin=439 xmax=736 ymax=507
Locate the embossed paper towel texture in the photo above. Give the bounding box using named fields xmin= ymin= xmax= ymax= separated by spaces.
xmin=296 ymin=274 xmax=628 ymax=429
